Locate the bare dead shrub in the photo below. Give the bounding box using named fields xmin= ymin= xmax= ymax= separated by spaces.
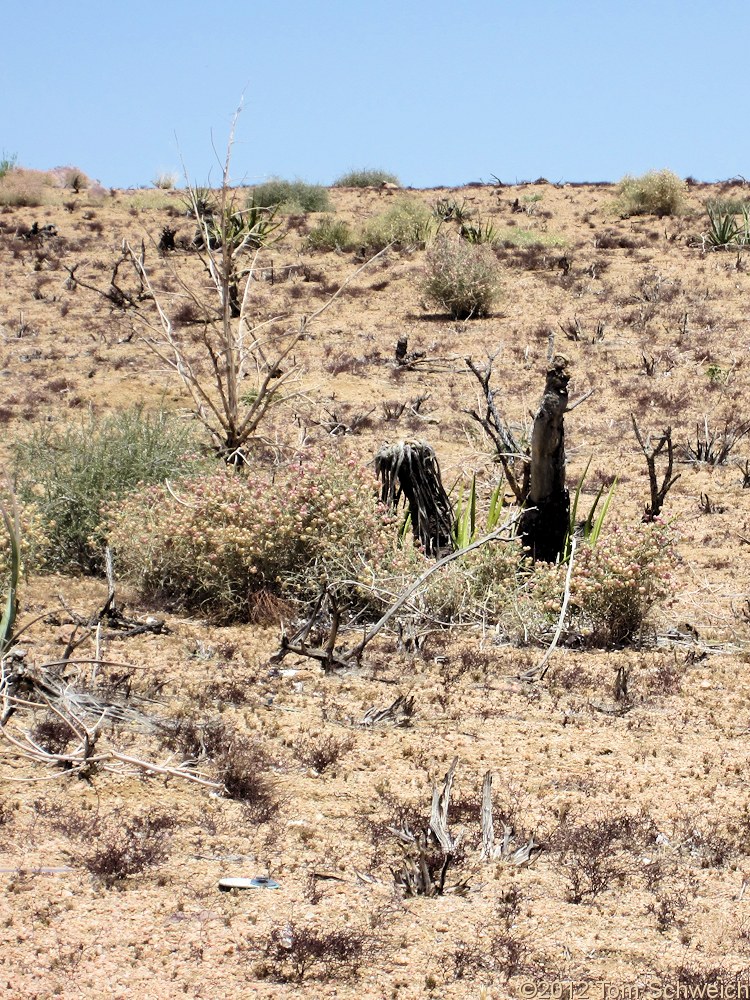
xmin=257 ymin=922 xmax=373 ymax=982
xmin=78 ymin=810 xmax=176 ymax=887
xmin=647 ymin=887 xmax=690 ymax=933
xmin=552 ymin=811 xmax=657 ymax=903
xmin=291 ymin=732 xmax=355 ymax=773
xmin=30 ymin=714 xmax=74 ymax=757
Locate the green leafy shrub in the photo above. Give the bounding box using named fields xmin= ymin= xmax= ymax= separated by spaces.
xmin=251 ymin=178 xmax=331 ymax=213
xmin=333 ymin=168 xmax=400 ymax=188
xmin=306 ymin=215 xmax=354 ymax=252
xmin=615 ymin=170 xmax=686 ymax=217
xmin=12 ymin=407 xmax=200 ymax=573
xmin=422 ymin=235 xmax=501 ymax=318
xmin=104 ymin=451 xmax=412 ymax=623
xmin=358 ymin=197 xmax=437 ymax=253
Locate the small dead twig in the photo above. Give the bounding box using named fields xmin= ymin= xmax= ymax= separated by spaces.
xmin=480 ymin=771 xmax=542 ymax=865
xmin=359 ymin=694 xmax=415 ymax=727
xmin=519 ymin=535 xmax=577 ymax=683
xmin=684 ymin=416 xmax=750 ymax=467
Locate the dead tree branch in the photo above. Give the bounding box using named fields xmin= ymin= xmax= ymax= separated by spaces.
xmin=465 ymin=355 xmax=529 ymax=503
xmin=631 ymin=414 xmax=681 ymax=520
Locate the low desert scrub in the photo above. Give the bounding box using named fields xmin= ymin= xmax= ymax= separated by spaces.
xmin=76 ymin=809 xmax=177 ymax=888
xmin=153 ymin=170 xmax=178 ymax=190
xmin=615 ymin=169 xmax=686 ymax=217
xmin=290 ymin=731 xmax=355 ymax=773
xmin=497 ymin=228 xmax=565 ymax=248
xmin=450 ymin=928 xmax=529 ymax=983
xmin=333 ymin=168 xmax=399 ymax=187
xmin=161 ymin=716 xmax=278 ymax=818
xmin=567 ymin=520 xmax=676 ymax=645
xmin=58 ymin=167 xmax=89 ymax=193
xmin=0 ymin=168 xmax=48 ymax=207
xmin=552 ymin=810 xmax=658 ymax=903
xmin=104 ymin=449 xmax=411 ymax=622
xmin=433 ymin=197 xmax=471 ymax=222
xmin=422 ymin=234 xmax=501 ymax=318
xmin=251 ymin=177 xmax=331 ymax=213
xmin=255 ymin=921 xmax=374 ymax=982
xmin=358 ymin=197 xmax=437 ymax=253
xmin=13 ymin=406 xmax=200 ymax=573
xmin=306 ymin=215 xmax=354 ymax=252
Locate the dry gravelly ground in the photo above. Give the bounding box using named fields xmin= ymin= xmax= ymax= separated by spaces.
xmin=2 ymin=178 xmax=750 ymax=998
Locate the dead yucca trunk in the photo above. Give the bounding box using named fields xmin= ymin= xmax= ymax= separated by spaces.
xmin=375 ymin=441 xmax=454 ymax=557
xmin=519 ymin=355 xmax=570 ymax=562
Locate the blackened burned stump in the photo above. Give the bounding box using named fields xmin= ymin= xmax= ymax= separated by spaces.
xmin=375 ymin=441 xmax=454 ymax=557
xmin=520 ymin=356 xmax=570 ymax=563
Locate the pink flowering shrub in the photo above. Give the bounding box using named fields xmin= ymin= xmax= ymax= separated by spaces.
xmin=104 ymin=452 xmax=412 ymax=623
xmin=568 ymin=520 xmax=676 ymax=645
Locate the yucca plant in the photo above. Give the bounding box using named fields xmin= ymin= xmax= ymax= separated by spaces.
xmin=460 ymin=219 xmax=498 ymax=245
xmin=0 ymin=500 xmax=20 ymax=655
xmin=433 ymin=197 xmax=471 ymax=223
xmin=564 ymin=458 xmax=616 ymax=561
xmin=451 ymin=477 xmax=506 ymax=549
xmin=704 ymin=202 xmax=750 ymax=248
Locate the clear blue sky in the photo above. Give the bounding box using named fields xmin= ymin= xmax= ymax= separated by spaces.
xmin=4 ymin=0 xmax=749 ymax=189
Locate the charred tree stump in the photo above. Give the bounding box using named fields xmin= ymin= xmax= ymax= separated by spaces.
xmin=520 ymin=356 xmax=570 ymax=562
xmin=375 ymin=441 xmax=454 ymax=557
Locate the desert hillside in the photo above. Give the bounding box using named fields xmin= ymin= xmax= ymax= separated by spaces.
xmin=2 ymin=171 xmax=750 ymax=998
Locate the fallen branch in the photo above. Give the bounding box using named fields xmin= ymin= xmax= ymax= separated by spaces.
xmin=271 ymin=511 xmax=522 ymax=671
xmin=519 ymin=535 xmax=577 ymax=682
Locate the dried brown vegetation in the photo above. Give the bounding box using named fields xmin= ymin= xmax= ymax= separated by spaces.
xmin=2 ymin=176 xmax=750 ymax=998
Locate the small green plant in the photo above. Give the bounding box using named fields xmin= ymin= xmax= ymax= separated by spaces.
xmin=251 ymin=177 xmax=331 ymax=213
xmin=306 ymin=215 xmax=353 ymax=252
xmin=422 ymin=234 xmax=500 ymax=318
xmin=459 ymin=218 xmax=498 ymax=244
xmin=0 ymin=151 xmax=17 ymax=181
xmin=333 ymin=168 xmax=399 ymax=188
xmin=565 ymin=457 xmax=616 ymax=560
xmin=0 ymin=500 xmax=20 ymax=655
xmin=703 ymin=200 xmax=750 ymax=248
xmin=12 ymin=407 xmax=200 ymax=573
xmin=433 ymin=197 xmax=471 ymax=222
xmin=615 ymin=169 xmax=686 ymax=217
xmin=359 ymin=197 xmax=437 ymax=253
xmin=451 ymin=476 xmax=506 ymax=549
xmin=705 ymin=362 xmax=730 ymax=384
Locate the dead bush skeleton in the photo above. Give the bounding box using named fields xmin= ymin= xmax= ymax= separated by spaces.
xmin=121 ymin=110 xmax=384 ymax=465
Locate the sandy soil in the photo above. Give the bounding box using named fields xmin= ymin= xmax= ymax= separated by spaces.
xmin=2 ymin=177 xmax=750 ymax=998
